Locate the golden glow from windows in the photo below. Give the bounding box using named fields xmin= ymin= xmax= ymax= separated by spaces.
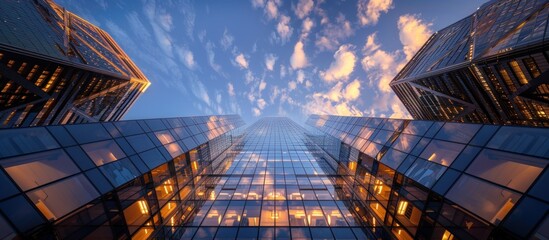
xmin=442 ymin=230 xmax=454 ymax=240
xmin=138 ymin=200 xmax=149 ymax=214
xmin=397 ymin=200 xmax=408 ymax=215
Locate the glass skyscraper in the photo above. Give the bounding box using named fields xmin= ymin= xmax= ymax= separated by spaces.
xmin=0 ymin=0 xmax=150 ymax=128
xmin=390 ymin=0 xmax=549 ymax=126
xmin=0 ymin=115 xmax=547 ymax=239
xmin=0 ymin=0 xmax=548 ymax=239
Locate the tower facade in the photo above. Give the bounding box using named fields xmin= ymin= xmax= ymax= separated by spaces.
xmin=390 ymin=0 xmax=549 ymax=126
xmin=306 ymin=114 xmax=549 ymax=239
xmin=0 ymin=0 xmax=150 ymax=128
xmin=0 ymin=115 xmax=548 ymax=239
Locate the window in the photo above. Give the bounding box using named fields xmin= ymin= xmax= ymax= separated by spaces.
xmin=446 ymin=175 xmax=521 ymax=224
xmin=419 ymin=140 xmax=465 ymax=167
xmin=2 ymin=149 xmax=79 ymax=191
xmin=81 ymin=140 xmax=126 ymax=166
xmin=435 ymin=123 xmax=480 ymax=144
xmin=27 ymin=174 xmax=99 ymax=221
xmin=509 ymin=60 xmax=528 ymax=85
xmin=466 ymin=149 xmax=545 ymax=192
xmin=0 ymin=128 xmax=58 ymax=158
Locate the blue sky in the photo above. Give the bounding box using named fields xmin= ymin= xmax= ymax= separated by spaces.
xmin=58 ymin=0 xmax=487 ymax=123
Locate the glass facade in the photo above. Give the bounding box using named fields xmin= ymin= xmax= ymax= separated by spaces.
xmin=390 ymin=0 xmax=549 ymax=126
xmin=0 ymin=115 xmax=547 ymax=239
xmin=0 ymin=0 xmax=150 ymax=128
xmin=0 ymin=115 xmax=244 ymax=239
xmin=306 ymin=115 xmax=549 ymax=239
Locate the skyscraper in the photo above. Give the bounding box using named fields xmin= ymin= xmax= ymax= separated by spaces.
xmin=0 ymin=0 xmax=150 ymax=128
xmin=0 ymin=115 xmax=547 ymax=239
xmin=306 ymin=115 xmax=549 ymax=240
xmin=390 ymin=0 xmax=549 ymax=126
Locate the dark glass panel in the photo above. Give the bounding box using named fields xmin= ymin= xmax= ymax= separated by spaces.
xmin=26 ymin=174 xmax=99 ymax=221
xmin=139 ymin=148 xmax=167 ymax=169
xmin=85 ymin=168 xmax=113 ymax=194
xmin=126 ymin=134 xmax=155 ymax=153
xmin=1 ymin=149 xmax=79 ymax=191
xmin=65 ymin=146 xmax=95 ymax=171
xmin=380 ymin=149 xmax=407 ymax=169
xmin=419 ymin=140 xmax=464 ymax=167
xmin=65 ymin=123 xmax=111 ymax=144
xmin=502 ymin=197 xmax=548 ymax=238
xmin=402 ymin=121 xmax=433 ymax=136
xmin=432 ymin=169 xmax=460 ymax=195
xmin=392 ymin=134 xmax=421 ymax=153
xmin=0 ymin=127 xmax=59 ymax=158
xmin=47 ymin=126 xmax=76 ymax=147
xmin=81 ymin=140 xmax=126 ymax=166
xmin=487 ymin=126 xmax=549 ymax=158
xmin=102 ymin=122 xmax=121 ymax=138
xmin=99 ymin=158 xmax=140 ymax=187
xmin=445 ymin=175 xmax=521 ymax=224
xmin=450 ymin=146 xmax=481 ymax=171
xmin=0 ymin=195 xmax=45 ymax=232
xmin=466 ymin=149 xmax=545 ymax=192
xmin=435 ymin=122 xmax=481 ymax=144
xmin=0 ymin=170 xmax=19 ymax=200
xmin=114 ymin=121 xmax=144 ymax=136
xmin=469 ymin=125 xmax=499 ymax=146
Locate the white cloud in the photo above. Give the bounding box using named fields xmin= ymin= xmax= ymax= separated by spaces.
xmin=290 ymin=41 xmax=308 ymax=69
xmin=344 ymin=79 xmax=361 ymax=101
xmin=296 ymin=70 xmax=305 ymax=84
xmin=265 ymin=54 xmax=277 ymax=71
xmin=220 ymin=28 xmax=234 ymax=51
xmin=357 ymin=0 xmax=393 ymax=26
xmin=320 ymin=44 xmax=356 ymax=82
xmin=295 ymin=0 xmax=314 ymax=19
xmin=300 ymin=17 xmax=314 ymax=40
xmin=314 ymin=14 xmax=353 ymax=51
xmin=205 ymin=41 xmax=223 ymax=74
xmin=304 ymin=92 xmax=363 ymax=116
xmin=398 ymin=14 xmax=433 ymax=60
xmin=288 ymin=81 xmax=297 ymax=90
xmin=276 ymin=15 xmax=293 ymax=43
xmin=360 ymin=29 xmax=417 ymax=118
xmin=251 ymin=0 xmax=265 ymax=8
xmin=265 ymin=0 xmax=278 ymax=19
xmin=176 ymin=47 xmax=196 ymax=70
xmin=363 ymin=32 xmax=381 ymax=53
xmin=305 ymin=80 xmax=313 ymax=88
xmin=315 ymin=36 xmax=333 ymax=51
xmin=259 ymin=80 xmax=267 ymax=92
xmin=252 ymin=107 xmax=261 ymax=116
xmin=245 ymin=70 xmax=254 ymax=84
xmin=257 ymin=98 xmax=267 ymax=109
xmin=280 ymin=65 xmax=287 ymax=78
xmin=158 ymin=13 xmax=173 ymax=32
xmin=228 ymin=82 xmax=236 ymax=97
xmin=235 ymin=53 xmax=249 ymax=69
xmin=303 ymin=79 xmax=364 ymax=116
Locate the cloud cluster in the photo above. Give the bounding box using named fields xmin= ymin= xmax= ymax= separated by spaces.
xmin=235 ymin=53 xmax=249 ymax=69
xmin=276 ymin=15 xmax=293 ymax=43
xmin=294 ymin=0 xmax=314 ymax=19
xmin=320 ymin=44 xmax=356 ymax=82
xmin=398 ymin=14 xmax=433 ymax=60
xmin=304 ymin=79 xmax=363 ymax=116
xmin=359 ymin=14 xmax=432 ymax=119
xmin=227 ymin=82 xmax=235 ymax=97
xmin=265 ymin=54 xmax=278 ymax=71
xmin=357 ymin=0 xmax=393 ymax=26
xmin=315 ymin=14 xmax=353 ymax=51
xmin=290 ymin=41 xmax=308 ymax=69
